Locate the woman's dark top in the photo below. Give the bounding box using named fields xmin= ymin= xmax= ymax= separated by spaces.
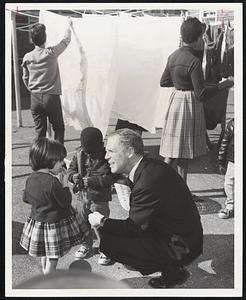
xmin=160 ymin=46 xmax=219 ymax=102
xmin=23 ymin=172 xmax=72 ymax=222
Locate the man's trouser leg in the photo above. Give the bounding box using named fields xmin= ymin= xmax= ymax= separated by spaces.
xmin=44 ymin=94 xmax=65 ymax=144
xmin=31 ymin=93 xmax=47 ymax=140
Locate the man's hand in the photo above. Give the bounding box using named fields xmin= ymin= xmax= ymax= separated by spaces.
xmin=73 ymin=173 xmax=81 ymax=184
xmin=88 ymin=212 xmax=104 ymax=227
xmin=218 ymin=79 xmax=234 ymax=90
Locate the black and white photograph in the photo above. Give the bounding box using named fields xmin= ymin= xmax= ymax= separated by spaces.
xmin=5 ymin=2 xmax=243 ymax=297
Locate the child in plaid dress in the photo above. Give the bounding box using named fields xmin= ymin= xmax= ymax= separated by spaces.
xmin=20 ymin=138 xmax=85 ymax=274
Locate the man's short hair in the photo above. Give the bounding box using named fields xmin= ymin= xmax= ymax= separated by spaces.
xmin=31 ymin=23 xmax=46 ymax=46
xmin=110 ymin=129 xmax=144 ymax=155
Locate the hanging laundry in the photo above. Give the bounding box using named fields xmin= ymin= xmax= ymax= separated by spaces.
xmin=39 ymin=10 xmax=118 ymax=137
xmin=204 ymin=27 xmax=224 ymax=84
xmin=196 ymin=22 xmax=233 ymax=133
xmin=111 ymin=16 xmax=182 ymax=132
xmin=221 ymin=23 xmax=234 ymax=78
xmin=40 ymin=11 xmax=182 ymax=135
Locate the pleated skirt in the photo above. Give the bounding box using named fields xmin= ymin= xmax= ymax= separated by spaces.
xmin=20 ymin=213 xmax=84 ymax=258
xmin=159 ymin=90 xmax=207 ymax=159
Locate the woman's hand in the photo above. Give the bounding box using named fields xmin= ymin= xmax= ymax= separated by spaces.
xmin=218 ymin=79 xmax=234 ymax=90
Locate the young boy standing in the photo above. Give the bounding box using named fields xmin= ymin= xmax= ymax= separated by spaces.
xmin=21 ymin=18 xmax=72 ymax=144
xmin=68 ymin=127 xmax=112 ymax=265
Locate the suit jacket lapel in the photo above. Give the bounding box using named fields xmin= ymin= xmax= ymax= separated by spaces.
xmin=133 ymin=157 xmax=147 ymax=185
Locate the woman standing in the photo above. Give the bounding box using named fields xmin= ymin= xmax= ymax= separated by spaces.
xmin=159 ymin=17 xmax=233 ymax=184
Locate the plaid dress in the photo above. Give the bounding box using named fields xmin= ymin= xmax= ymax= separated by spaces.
xmin=159 ymin=89 xmax=207 ymax=159
xmin=19 ymin=172 xmax=89 ymax=258
xmin=20 ymin=209 xmax=84 ymax=258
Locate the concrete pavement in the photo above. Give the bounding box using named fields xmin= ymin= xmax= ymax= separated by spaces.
xmin=9 ymin=89 xmax=237 ymax=294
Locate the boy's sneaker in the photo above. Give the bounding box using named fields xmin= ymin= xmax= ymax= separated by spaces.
xmin=75 ymin=245 xmax=91 ymax=259
xmin=218 ymin=208 xmax=234 ymax=219
xmin=98 ymin=252 xmax=111 ymax=265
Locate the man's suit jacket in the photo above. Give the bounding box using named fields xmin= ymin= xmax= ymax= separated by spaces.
xmin=101 ymin=156 xmax=203 ymax=262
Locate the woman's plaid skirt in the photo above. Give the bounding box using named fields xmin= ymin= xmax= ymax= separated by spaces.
xmin=159 ymin=89 xmax=207 ymax=159
xmin=20 ymin=212 xmax=87 ymax=258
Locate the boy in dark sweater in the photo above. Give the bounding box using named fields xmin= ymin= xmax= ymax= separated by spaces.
xmin=68 ymin=127 xmax=113 ymax=265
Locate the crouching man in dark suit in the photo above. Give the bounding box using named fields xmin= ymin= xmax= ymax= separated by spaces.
xmin=88 ymin=129 xmax=203 ymax=288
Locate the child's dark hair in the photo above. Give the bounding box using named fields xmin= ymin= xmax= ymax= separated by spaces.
xmin=80 ymin=127 xmax=103 ymax=154
xmin=31 ymin=23 xmax=46 ymax=46
xmin=181 ymin=17 xmax=203 ymax=44
xmin=29 ymin=138 xmax=67 ymax=171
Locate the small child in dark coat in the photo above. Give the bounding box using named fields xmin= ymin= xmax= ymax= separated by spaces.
xmin=217 ymin=118 xmax=234 ymax=219
xmin=68 ymin=127 xmax=113 ymax=265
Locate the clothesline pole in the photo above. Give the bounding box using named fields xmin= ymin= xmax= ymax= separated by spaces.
xmin=11 ymin=11 xmax=22 ymax=127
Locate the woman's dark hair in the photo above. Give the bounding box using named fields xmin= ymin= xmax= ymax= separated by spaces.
xmin=29 ymin=138 xmax=67 ymax=171
xmin=31 ymin=23 xmax=46 ymax=46
xmin=181 ymin=17 xmax=203 ymax=44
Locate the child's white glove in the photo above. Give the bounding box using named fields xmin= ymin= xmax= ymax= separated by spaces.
xmin=88 ymin=212 xmax=104 ymax=227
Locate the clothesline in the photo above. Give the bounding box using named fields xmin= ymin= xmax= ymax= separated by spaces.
xmin=13 ymin=8 xmax=187 ymax=32
xmin=17 ymin=28 xmax=33 ymax=32
xmin=11 ymin=9 xmax=39 ymax=18
xmin=10 ymin=8 xmax=150 ymax=18
xmin=16 ymin=22 xmax=39 ymax=30
xmin=11 ymin=8 xmax=187 ymax=20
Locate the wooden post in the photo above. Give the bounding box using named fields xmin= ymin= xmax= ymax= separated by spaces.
xmin=11 ymin=11 xmax=22 ymax=127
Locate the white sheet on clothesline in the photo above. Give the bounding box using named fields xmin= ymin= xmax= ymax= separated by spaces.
xmin=39 ymin=10 xmax=118 ymax=137
xmin=40 ymin=11 xmax=182 ymax=135
xmin=111 ymin=16 xmax=181 ymax=131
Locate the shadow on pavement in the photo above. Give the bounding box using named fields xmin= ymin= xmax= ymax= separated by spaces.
xmin=121 ymin=234 xmax=234 ymax=289
xmin=189 ymin=148 xmax=220 ymax=175
xmin=192 ymin=188 xmax=224 ymax=195
xmin=188 ymin=233 xmax=234 ymax=288
xmin=12 ymin=164 xmax=31 ymax=167
xmin=12 ymin=144 xmax=31 ymax=150
xmin=69 ymin=259 xmax=92 ymax=272
xmin=64 ymin=138 xmax=80 ymax=143
xmin=12 ymin=221 xmax=26 ymax=255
